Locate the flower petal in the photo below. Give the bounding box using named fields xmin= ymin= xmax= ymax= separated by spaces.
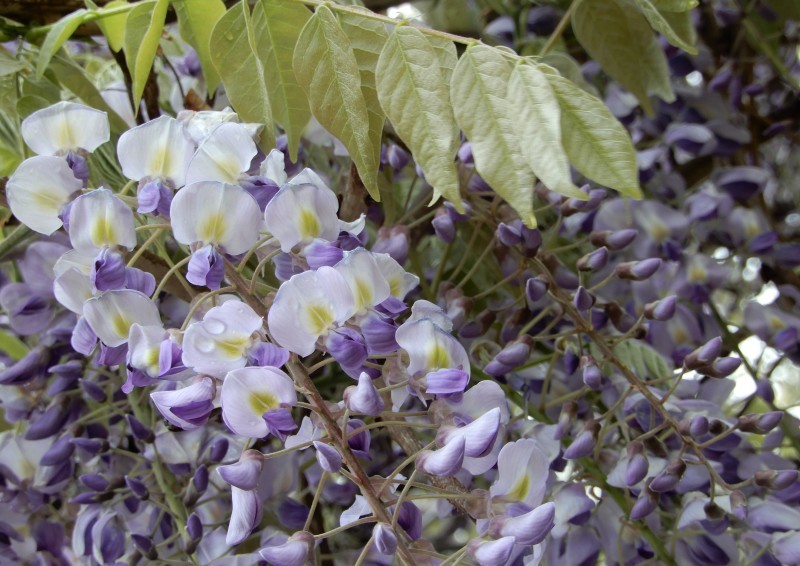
xmin=185 ymin=122 xmax=258 ymax=184
xmin=117 ymin=115 xmax=195 ymax=185
xmin=83 ymin=289 xmax=161 ymax=347
xmin=21 ymin=101 xmax=109 ymax=155
xmin=68 ymin=189 xmax=136 ymax=255
xmin=6 ymin=156 xmax=81 ymax=234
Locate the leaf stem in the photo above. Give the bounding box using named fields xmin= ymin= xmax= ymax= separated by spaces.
xmin=539 ymin=0 xmax=580 ymax=56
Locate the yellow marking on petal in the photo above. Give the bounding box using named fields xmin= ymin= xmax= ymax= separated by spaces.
xmin=304 ymin=303 xmax=334 ymax=336
xmin=198 ymin=213 xmax=228 ymax=244
xmin=112 ymin=313 xmax=131 ymax=339
xmin=33 ymin=190 xmax=66 ymax=214
xmin=216 ymin=334 xmax=250 ymax=359
xmin=249 ymin=391 xmax=279 ymax=416
xmin=388 ymin=276 xmax=402 ymax=298
xmin=217 ymin=158 xmax=242 ymax=183
xmin=647 ymin=219 xmax=670 ymax=243
xmin=672 ymin=328 xmax=688 ymax=344
xmin=508 ymin=474 xmax=530 ymax=502
xmin=299 ymin=209 xmax=321 ymax=241
xmin=426 ymin=341 xmax=451 ymax=371
xmin=687 ymin=263 xmax=707 ymax=284
xmin=57 ymin=119 xmax=75 ymax=151
xmin=143 ymin=346 xmax=160 ymax=376
xmin=768 ymin=315 xmax=786 ymax=333
xmin=90 ymin=216 xmax=118 ymax=248
xmin=354 ymin=278 xmax=373 ymax=312
xmin=150 ymin=146 xmax=173 ymax=178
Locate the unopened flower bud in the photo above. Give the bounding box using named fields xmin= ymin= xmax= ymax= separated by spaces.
xmin=590 ymin=228 xmax=638 ymax=250
xmin=208 ymin=437 xmax=229 ymax=463
xmin=373 ymin=523 xmax=398 ymax=555
xmin=491 ymin=502 xmax=556 ymax=545
xmin=132 ymin=534 xmax=157 ymax=560
xmin=630 ymin=486 xmax=658 ymax=520
xmin=649 ymin=459 xmax=686 ymax=492
xmin=626 ymin=453 xmax=649 ymax=486
xmin=704 ymin=501 xmax=725 ymax=521
xmin=432 ymin=210 xmax=455 ymax=243
xmin=644 ymin=295 xmax=677 ymax=321
xmin=417 ymin=436 xmax=466 ymax=477
xmin=754 ymin=469 xmax=798 ymax=490
xmin=259 ymin=532 xmax=315 ymax=566
xmin=684 ymin=336 xmax=723 ymax=370
xmin=193 ymin=465 xmax=209 ymax=493
xmin=80 ymin=474 xmax=109 ymax=492
xmin=554 ymin=401 xmax=577 ymax=440
xmin=739 ymin=411 xmax=783 ymax=434
xmin=573 ymin=286 xmax=596 ymax=311
xmin=525 ymin=277 xmax=548 ymax=304
xmin=616 ymin=258 xmax=662 ymax=281
xmin=313 ymin=441 xmax=342 ymax=473
xmin=577 ymin=247 xmax=609 ymax=272
xmin=126 ymin=415 xmax=154 ymax=443
xmin=125 ymin=475 xmax=149 ymax=499
xmin=730 ymin=490 xmax=747 ymax=520
xmin=187 ymin=512 xmax=203 ymax=542
xmin=497 ymin=221 xmax=523 ymax=247
xmin=581 ymin=358 xmax=603 ymax=390
xmin=468 ymin=536 xmax=516 ymax=566
xmin=690 ymin=415 xmax=709 ymax=437
xmin=563 ymin=421 xmax=599 ymax=460
xmin=344 ymin=372 xmax=385 ymax=415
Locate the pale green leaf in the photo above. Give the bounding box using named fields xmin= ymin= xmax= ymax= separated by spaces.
xmin=633 ymin=0 xmax=697 ymax=54
xmin=572 ymin=0 xmax=674 ymax=115
xmin=174 ymin=0 xmax=226 ymax=93
xmin=542 ymin=67 xmax=642 ymax=199
xmin=651 ymin=0 xmax=698 ymax=11
xmin=88 ymin=140 xmax=127 ymax=189
xmin=426 ymin=35 xmax=457 ymax=86
xmin=337 ymin=10 xmax=387 ymax=182
xmin=592 ymin=340 xmax=673 ymax=380
xmin=123 ymin=0 xmax=168 ymax=111
xmin=376 ymin=26 xmax=461 ymax=210
xmin=0 ymin=329 xmax=28 ymax=361
xmin=48 ymin=54 xmax=129 ymax=133
xmin=252 ymin=0 xmax=311 ymax=161
xmin=16 ymin=95 xmax=50 ymax=119
xmin=660 ymin=10 xmax=697 ymax=51
xmin=35 ymin=9 xmax=87 ymax=78
xmin=293 ymin=6 xmax=378 ymax=199
xmin=539 ymin=51 xmax=598 ymax=96
xmin=451 ymin=45 xmax=536 ymax=227
xmin=96 ymin=0 xmax=129 ymax=52
xmin=508 ymin=62 xmax=585 ymax=200
xmin=210 ymin=1 xmax=275 ymax=152
xmin=0 ymin=49 xmax=25 ymax=76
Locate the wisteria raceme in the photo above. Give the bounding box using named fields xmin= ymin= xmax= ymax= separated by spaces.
xmin=0 ymin=4 xmax=799 ymax=565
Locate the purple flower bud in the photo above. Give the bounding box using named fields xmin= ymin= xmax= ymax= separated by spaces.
xmin=432 ymin=210 xmax=455 ymax=243
xmin=372 ymin=226 xmax=409 ymax=265
xmin=344 ymin=372 xmax=385 ymax=415
xmin=218 ymin=450 xmax=263 ymax=491
xmin=80 ymin=474 xmax=109 ymax=492
xmin=100 ymin=522 xmax=125 ymax=563
xmin=263 ymin=408 xmax=298 ymax=442
xmin=525 ymin=277 xmax=548 ymax=305
xmin=649 ymin=459 xmax=686 ymax=492
xmin=754 ymin=469 xmax=798 ymax=490
xmin=774 ymin=327 xmax=799 ymax=353
xmin=313 ymin=441 xmax=342 ymax=473
xmin=616 ymin=258 xmax=662 ymax=281
xmin=690 ymin=415 xmax=709 ymax=437
xmin=193 ymin=464 xmax=209 ymax=493
xmin=644 ymin=295 xmax=677 ymax=321
xmin=521 ymin=226 xmax=542 ymax=251
xmin=186 ymin=245 xmax=224 ymax=290
xmin=496 ymin=502 xmax=556 ymax=545
xmin=125 ymin=475 xmax=149 ymax=499
xmin=573 ymin=286 xmax=596 ymax=311
xmin=554 ymin=401 xmax=577 ymax=441
xmin=386 ymin=144 xmax=410 ymax=170
xmin=626 ymin=453 xmax=649 ymax=486
xmin=0 ymin=345 xmax=49 ymax=385
xmin=684 ymin=337 xmax=723 ymax=369
xmin=187 ymin=513 xmax=203 ymax=542
xmin=26 ymin=402 xmax=69 ymax=441
xmin=630 ymin=489 xmax=658 ymax=520
xmin=469 ymin=536 xmax=516 ymax=566
xmin=132 ymin=533 xmax=157 ymax=560
xmin=40 ymin=435 xmax=75 ymax=466
xmin=729 ymin=490 xmax=747 ymax=520
xmin=90 ymin=249 xmax=127 ymax=292
xmin=577 ymin=247 xmax=609 ymax=272
xmin=259 ymin=531 xmax=315 ymax=566
xmin=305 ymin=240 xmax=345 ymax=269
xmin=325 ymin=328 xmax=368 ymax=379
xmin=739 ymin=411 xmax=783 ymax=434
xmin=497 ymin=221 xmax=523 ymax=247
xmin=590 ymin=229 xmax=637 ymax=250
xmin=425 ymin=368 xmax=469 ymax=396
xmin=715 ymin=166 xmax=768 ymax=202
xmin=346 ymin=419 xmax=372 ymax=460
xmin=495 ymin=338 xmax=532 ymax=367
xmin=563 ymin=421 xmax=599 ymax=460
xmin=417 ymin=436 xmax=466 ymax=477
xmin=756 ymin=378 xmax=775 ymax=403
xmin=208 ymin=437 xmax=229 ymax=463
xmin=582 ymin=361 xmax=602 ymax=390
xmin=373 ymin=523 xmax=397 ymax=555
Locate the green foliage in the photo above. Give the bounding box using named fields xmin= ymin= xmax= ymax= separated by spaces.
xmin=376 ymin=26 xmax=462 ymax=211
xmin=573 ymin=0 xmax=674 ymax=116
xmin=174 ymin=0 xmax=226 ymax=93
xmin=252 ymin=0 xmax=312 ymax=161
xmin=650 ymin=0 xmax=698 ymax=11
xmin=123 ymin=0 xmax=169 ymax=111
xmin=95 ymin=0 xmax=129 ymax=52
xmin=35 ymin=8 xmax=87 ymax=78
xmin=210 ymin=1 xmax=276 ymax=152
xmin=543 ymin=67 xmax=642 ymax=199
xmin=593 ymin=340 xmax=673 ymax=381
xmin=0 ymin=50 xmax=24 ymax=76
xmin=633 ymin=0 xmax=698 ymax=54
xmin=451 ymin=45 xmax=537 ymax=227
xmin=293 ymin=6 xmax=379 ymax=199
xmin=0 ymin=329 xmax=28 ymax=361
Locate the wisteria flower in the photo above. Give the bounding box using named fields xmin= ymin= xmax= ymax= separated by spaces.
xmin=21 ymin=101 xmax=109 ymax=157
xmin=221 ymin=366 xmax=297 ymax=438
xmin=68 ymin=189 xmax=136 ymax=257
xmin=82 ymin=289 xmax=161 ymax=347
xmin=185 ymin=122 xmax=258 ymax=185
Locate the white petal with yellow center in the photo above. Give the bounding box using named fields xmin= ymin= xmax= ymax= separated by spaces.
xmin=6 ymin=156 xmax=81 ymax=234
xmin=185 ymin=122 xmax=257 ymax=185
xmin=117 ymin=115 xmax=195 ymax=186
xmin=83 ymin=290 xmax=162 ymax=347
xmin=68 ymin=189 xmax=136 ymax=256
xmin=21 ymin=101 xmax=109 ymax=155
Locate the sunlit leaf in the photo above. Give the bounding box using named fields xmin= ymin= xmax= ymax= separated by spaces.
xmin=651 ymin=0 xmax=698 ymax=11
xmin=174 ymin=0 xmax=226 ymax=93
xmin=338 ymin=9 xmax=387 ymax=182
xmin=95 ymin=0 xmax=129 ymax=52
xmin=426 ymin=35 xmax=457 ymax=86
xmin=633 ymin=0 xmax=697 ymax=54
xmin=508 ymin=62 xmax=585 ymax=200
xmin=451 ymin=44 xmax=536 ymax=227
xmin=376 ymin=26 xmax=462 ymax=210
xmin=572 ymin=0 xmax=674 ymax=115
xmin=542 ymin=66 xmax=642 ymax=199
xmin=210 ymin=1 xmax=275 ymax=152
xmin=123 ymin=0 xmax=168 ymax=111
xmin=35 ymin=9 xmax=87 ymax=78
xmin=252 ymin=0 xmax=311 ymax=161
xmin=293 ymin=5 xmax=378 ymax=199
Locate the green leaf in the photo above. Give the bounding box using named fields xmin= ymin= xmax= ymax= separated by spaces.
xmin=592 ymin=340 xmax=673 ymax=381
xmin=542 ymin=67 xmax=642 ymax=198
xmin=88 ymin=140 xmax=128 ymax=189
xmin=539 ymin=52 xmax=598 ymax=96
xmin=96 ymin=0 xmax=129 ymax=52
xmin=293 ymin=6 xmax=378 ymax=199
xmin=48 ymin=54 xmax=129 ymax=133
xmin=337 ymin=10 xmax=387 ymax=186
xmin=252 ymin=0 xmax=311 ymax=161
xmin=210 ymin=1 xmax=275 ymax=152
xmin=633 ymin=0 xmax=697 ymax=54
xmin=123 ymin=0 xmax=168 ymax=112
xmin=508 ymin=62 xmax=585 ymax=201
xmin=660 ymin=10 xmax=697 ymax=52
xmin=451 ymin=44 xmax=537 ymax=227
xmin=35 ymin=9 xmax=87 ymax=78
xmin=572 ymin=0 xmax=674 ymax=115
xmin=16 ymin=94 xmax=50 ymax=119
xmin=174 ymin=0 xmax=226 ymax=93
xmin=0 ymin=49 xmax=24 ymax=76
xmin=426 ymin=35 xmax=457 ymax=86
xmin=376 ymin=26 xmax=462 ymax=210
xmin=650 ymin=0 xmax=698 ymax=11
xmin=0 ymin=329 xmax=28 ymax=361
